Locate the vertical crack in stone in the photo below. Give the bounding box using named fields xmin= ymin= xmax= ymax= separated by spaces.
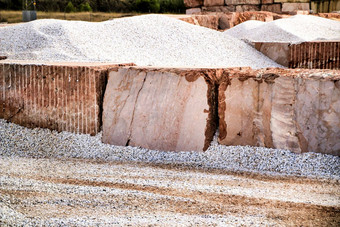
xmin=217 ymin=73 xmax=230 ymax=142
xmin=126 ymin=70 xmax=147 ymax=145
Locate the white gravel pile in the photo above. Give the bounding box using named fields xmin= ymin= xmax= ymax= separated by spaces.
xmin=0 ymin=14 xmax=281 ymax=68
xmin=0 ymin=119 xmax=339 ymax=180
xmin=225 ymin=15 xmax=340 ymax=43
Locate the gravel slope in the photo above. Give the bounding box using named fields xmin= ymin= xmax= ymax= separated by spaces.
xmin=0 ymin=14 xmax=280 ymax=68
xmin=1 ymin=119 xmax=339 ymax=180
xmin=225 ymin=15 xmax=340 ymax=43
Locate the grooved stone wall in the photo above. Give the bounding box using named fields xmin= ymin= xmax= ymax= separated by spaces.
xmin=254 ymin=41 xmax=340 ymax=69
xmin=0 ymin=62 xmax=130 ymax=135
xmin=102 ymin=67 xmax=218 ymax=152
xmin=218 ymin=68 xmax=340 ymax=156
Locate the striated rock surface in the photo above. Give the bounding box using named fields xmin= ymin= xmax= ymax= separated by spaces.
xmin=218 ymin=68 xmax=340 ymax=155
xmin=102 ymin=67 xmax=218 ymax=152
xmin=0 ymin=61 xmax=131 ymax=135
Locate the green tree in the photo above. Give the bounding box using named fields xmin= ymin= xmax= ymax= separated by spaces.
xmin=65 ymin=1 xmax=76 ymax=12
xmin=79 ymin=2 xmax=92 ymax=11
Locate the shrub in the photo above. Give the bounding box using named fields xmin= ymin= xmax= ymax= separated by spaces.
xmin=79 ymin=2 xmax=92 ymax=12
xmin=65 ymin=1 xmax=76 ymax=13
xmin=135 ymin=0 xmax=160 ymax=13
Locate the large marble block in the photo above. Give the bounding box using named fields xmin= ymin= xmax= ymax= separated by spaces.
xmin=102 ymin=67 xmax=218 ymax=152
xmin=218 ymin=68 xmax=340 ymax=155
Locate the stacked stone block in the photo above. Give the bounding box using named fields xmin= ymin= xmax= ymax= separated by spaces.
xmin=184 ymin=0 xmax=316 ymax=14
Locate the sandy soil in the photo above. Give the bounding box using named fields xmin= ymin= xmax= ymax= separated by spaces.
xmin=1 ymin=156 xmax=339 ymax=226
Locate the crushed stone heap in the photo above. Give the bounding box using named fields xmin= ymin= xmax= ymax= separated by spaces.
xmin=225 ymin=15 xmax=340 ymax=43
xmin=0 ymin=14 xmax=280 ymax=68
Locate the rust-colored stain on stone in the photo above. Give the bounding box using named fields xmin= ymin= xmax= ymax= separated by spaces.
xmin=218 ymin=68 xmax=340 ymax=156
xmin=0 ymin=62 xmax=127 ymax=135
xmin=102 ymin=67 xmax=219 ymax=152
xmin=289 ymin=41 xmax=340 ymax=69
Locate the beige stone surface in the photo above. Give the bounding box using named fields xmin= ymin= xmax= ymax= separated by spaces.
xmin=261 ymin=4 xmax=282 ymax=13
xmin=282 ymin=2 xmax=310 ymax=12
xmin=186 ymin=7 xmax=202 ymax=15
xmin=202 ymin=5 xmax=236 ymax=13
xmin=204 ymin=0 xmax=225 ymax=6
xmin=236 ymin=4 xmax=261 ymax=12
xmin=254 ymin=42 xmax=290 ymax=67
xmin=274 ymin=0 xmax=309 ymax=2
xmin=102 ymin=67 xmax=217 ymax=152
xmin=262 ymin=0 xmax=274 ymax=4
xmin=218 ymin=68 xmax=340 ymax=155
xmin=225 ymin=0 xmax=260 ymax=4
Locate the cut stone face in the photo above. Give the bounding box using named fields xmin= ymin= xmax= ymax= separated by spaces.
xmin=282 ymin=3 xmax=310 ymax=12
xmin=102 ymin=67 xmax=217 ymax=152
xmin=218 ymin=68 xmax=340 ymax=156
xmin=225 ymin=0 xmax=260 ymax=4
xmin=204 ymin=0 xmax=225 ymax=7
xmin=0 ymin=61 xmax=130 ymax=135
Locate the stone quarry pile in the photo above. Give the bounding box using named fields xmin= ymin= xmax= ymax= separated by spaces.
xmin=225 ymin=15 xmax=340 ymax=43
xmin=1 ymin=119 xmax=339 ymax=180
xmin=0 ymin=14 xmax=280 ymax=68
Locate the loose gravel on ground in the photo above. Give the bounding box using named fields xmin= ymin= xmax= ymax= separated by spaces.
xmin=1 ymin=119 xmax=339 ymax=180
xmin=1 ymin=119 xmax=340 ymax=226
xmin=225 ymin=15 xmax=340 ymax=43
xmin=0 ymin=14 xmax=280 ymax=68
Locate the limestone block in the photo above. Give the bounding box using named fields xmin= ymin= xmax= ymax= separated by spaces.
xmin=254 ymin=42 xmax=290 ymax=67
xmin=184 ymin=0 xmax=203 ymax=8
xmin=194 ymin=15 xmax=219 ymax=29
xmin=262 ymin=0 xmax=273 ymax=4
xmin=261 ymin=4 xmax=282 ymax=13
xmin=282 ymin=3 xmax=310 ymax=13
xmin=202 ymin=5 xmax=235 ymax=12
xmin=0 ymin=61 xmax=129 ymax=135
xmin=236 ymin=5 xmax=260 ymax=12
xmin=204 ymin=0 xmax=224 ymax=7
xmin=274 ymin=0 xmax=309 ymax=2
xmin=225 ymin=0 xmax=260 ymax=4
xmin=186 ymin=8 xmax=202 ymax=15
xmin=218 ymin=68 xmax=340 ymax=156
xmin=102 ymin=67 xmax=217 ymax=152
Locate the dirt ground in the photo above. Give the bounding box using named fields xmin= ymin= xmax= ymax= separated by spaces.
xmin=0 ymin=156 xmax=339 ymax=226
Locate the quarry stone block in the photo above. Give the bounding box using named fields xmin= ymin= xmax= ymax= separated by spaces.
xmin=204 ymin=0 xmax=225 ymax=7
xmin=236 ymin=5 xmax=261 ymax=12
xmin=218 ymin=68 xmax=340 ymax=156
xmin=0 ymin=61 xmax=130 ymax=135
xmin=261 ymin=0 xmax=273 ymax=4
xmin=255 ymin=41 xmax=340 ymax=69
xmin=102 ymin=67 xmax=218 ymax=152
xmin=282 ymin=3 xmax=310 ymax=13
xmin=202 ymin=5 xmax=235 ymax=13
xmin=225 ymin=0 xmax=260 ymax=4
xmin=186 ymin=8 xmax=202 ymax=14
xmin=261 ymin=4 xmax=282 ymax=13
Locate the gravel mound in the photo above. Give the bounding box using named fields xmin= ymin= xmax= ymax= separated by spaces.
xmin=1 ymin=119 xmax=339 ymax=180
xmin=225 ymin=15 xmax=340 ymax=43
xmin=0 ymin=14 xmax=280 ymax=68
